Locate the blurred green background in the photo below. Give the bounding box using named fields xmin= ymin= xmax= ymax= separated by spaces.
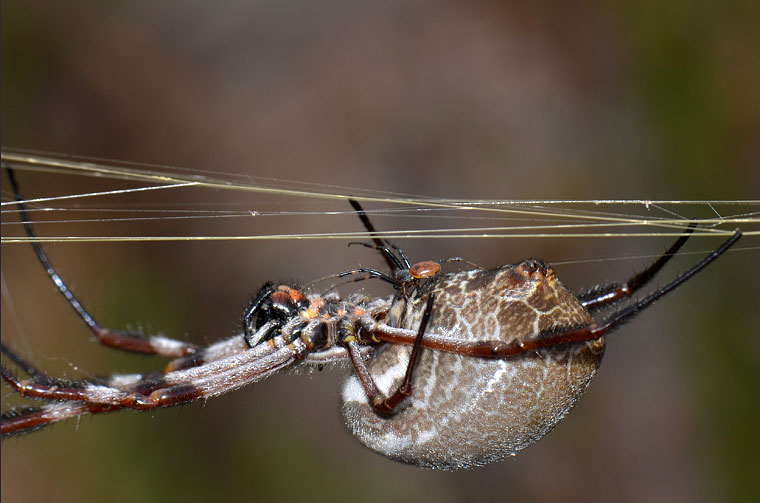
xmin=2 ymin=1 xmax=758 ymax=502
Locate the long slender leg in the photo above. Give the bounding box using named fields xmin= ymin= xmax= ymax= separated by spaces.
xmin=363 ymin=230 xmax=741 ymax=357
xmin=336 ymin=267 xmax=401 ymax=287
xmin=0 ymin=341 xmax=49 ymax=381
xmin=347 ymin=241 xmax=412 ymax=271
xmin=2 ymin=402 xmax=114 ymax=437
xmin=10 ymin=340 xmax=301 ymax=405
xmin=0 ymin=342 xmax=91 ymax=392
xmin=0 ymin=335 xmax=306 ymax=437
xmin=578 ymin=224 xmax=696 ymax=312
xmin=348 ymin=199 xmax=404 ymax=273
xmin=164 ymin=334 xmax=249 ymax=372
xmin=348 ymin=199 xmax=418 ymax=278
xmin=346 ymin=293 xmax=435 ymax=413
xmin=5 ymin=168 xmax=198 ymax=357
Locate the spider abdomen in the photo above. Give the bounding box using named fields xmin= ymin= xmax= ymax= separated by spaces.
xmin=341 ymin=261 xmax=605 ymax=469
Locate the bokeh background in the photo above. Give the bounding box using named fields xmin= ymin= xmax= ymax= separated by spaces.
xmin=2 ymin=2 xmax=758 ymax=502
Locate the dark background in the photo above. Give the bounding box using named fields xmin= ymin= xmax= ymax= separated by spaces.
xmin=2 ymin=2 xmax=758 ymax=502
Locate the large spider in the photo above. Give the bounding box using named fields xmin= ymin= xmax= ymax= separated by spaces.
xmin=0 ymin=169 xmax=741 ymax=469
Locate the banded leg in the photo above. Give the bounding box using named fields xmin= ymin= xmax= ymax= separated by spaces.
xmin=0 ymin=344 xmax=116 ymax=436
xmin=2 ymin=402 xmax=116 ymax=436
xmin=0 ymin=335 xmax=307 ymax=437
xmin=6 ymin=168 xmax=198 ymax=358
xmin=346 ymin=293 xmax=435 ymax=413
xmin=362 ymin=230 xmax=741 ymax=358
xmin=578 ymin=223 xmax=696 ymax=312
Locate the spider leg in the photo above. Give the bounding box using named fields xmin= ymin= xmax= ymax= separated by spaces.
xmin=0 ymin=340 xmax=51 ymax=382
xmin=0 ymin=328 xmax=318 ymax=437
xmin=0 ymin=334 xmax=310 ymax=437
xmin=6 ymin=168 xmax=199 ymax=358
xmin=349 ymin=199 xmax=407 ymax=273
xmin=164 ymin=334 xmax=249 ymax=371
xmin=0 ymin=342 xmax=105 ymax=398
xmin=348 ymin=241 xmax=409 ymax=272
xmin=346 ymin=293 xmax=435 ymax=413
xmin=2 ymin=402 xmax=110 ymax=437
xmin=348 ymin=199 xmax=417 ymax=278
xmin=362 ymin=230 xmax=742 ymax=357
xmin=165 ymin=321 xmax=366 ymax=373
xmin=336 ymin=267 xmax=402 ymax=287
xmin=578 ymin=223 xmax=696 ymax=312
xmin=242 ymin=282 xmax=276 ymax=346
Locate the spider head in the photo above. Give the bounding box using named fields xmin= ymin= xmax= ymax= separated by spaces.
xmin=242 ymin=283 xmax=311 ymax=347
xmin=254 ymin=285 xmax=310 ymax=329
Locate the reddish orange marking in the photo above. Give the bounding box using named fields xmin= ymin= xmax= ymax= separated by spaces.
xmin=306 ymin=297 xmax=325 ymax=319
xmin=270 ymin=290 xmax=290 ymax=305
xmin=312 ymin=298 xmax=325 ymax=308
xmin=409 ymin=260 xmax=441 ymax=279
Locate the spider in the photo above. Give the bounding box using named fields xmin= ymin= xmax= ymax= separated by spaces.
xmin=0 ymin=168 xmax=741 ymax=470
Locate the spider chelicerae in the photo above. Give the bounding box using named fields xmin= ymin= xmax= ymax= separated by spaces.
xmin=0 ymin=168 xmax=741 ymax=469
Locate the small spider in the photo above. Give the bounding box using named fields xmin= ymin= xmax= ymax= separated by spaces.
xmin=0 ymin=169 xmax=741 ymax=470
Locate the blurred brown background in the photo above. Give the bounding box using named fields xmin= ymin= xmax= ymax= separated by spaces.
xmin=2 ymin=1 xmax=758 ymax=502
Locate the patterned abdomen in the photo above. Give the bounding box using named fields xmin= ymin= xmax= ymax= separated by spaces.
xmin=341 ymin=260 xmax=605 ymax=469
